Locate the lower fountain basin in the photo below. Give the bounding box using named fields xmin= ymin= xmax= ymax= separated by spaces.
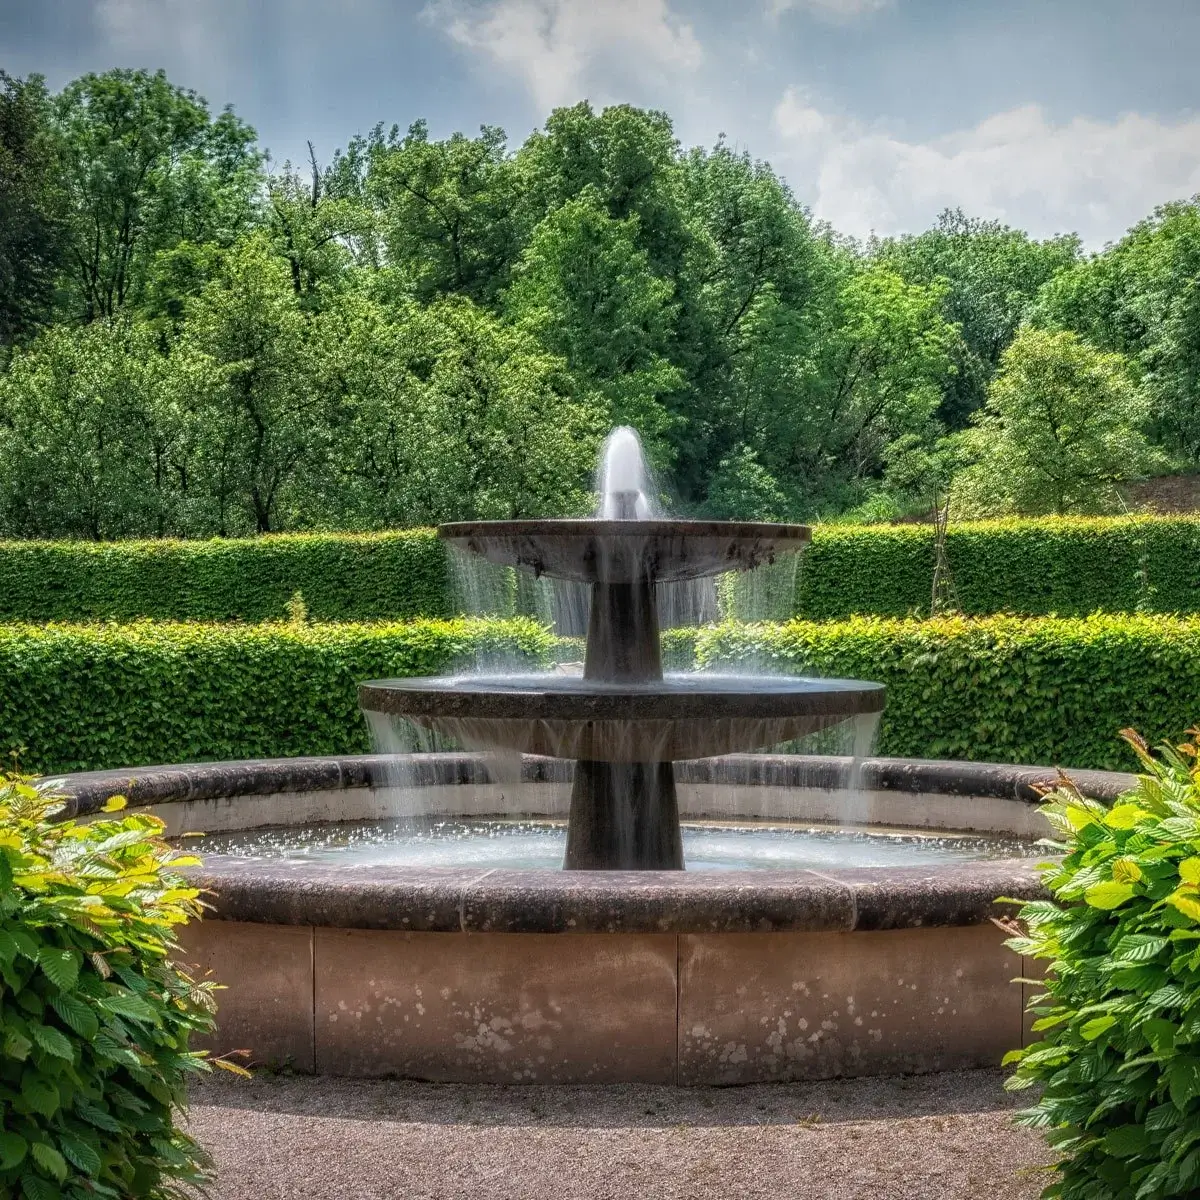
xmin=359 ymin=673 xmax=886 ymax=760
xmin=57 ymin=753 xmax=1134 ymax=1085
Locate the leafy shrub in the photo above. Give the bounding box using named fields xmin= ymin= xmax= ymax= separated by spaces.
xmin=1004 ymin=731 xmax=1200 ymax=1199
xmin=0 ymin=774 xmax=229 ymax=1199
xmin=0 ymin=618 xmax=560 ymax=773
xmin=694 ymin=615 xmax=1200 ymax=770
xmin=0 ymin=516 xmax=1198 ymax=626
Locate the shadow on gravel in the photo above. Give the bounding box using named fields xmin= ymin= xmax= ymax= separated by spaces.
xmin=189 ymin=1067 xmax=1025 ymax=1130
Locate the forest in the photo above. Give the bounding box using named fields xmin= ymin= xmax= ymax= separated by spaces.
xmin=1 ymin=66 xmax=1197 ymax=539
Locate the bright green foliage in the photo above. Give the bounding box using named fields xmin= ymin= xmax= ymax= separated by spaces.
xmin=0 ymin=774 xmax=227 ymax=1199
xmin=0 ymin=72 xmax=64 ymax=345
xmin=1035 ymin=200 xmax=1200 ymax=469
xmin=955 ymin=329 xmax=1159 ymax=516
xmin=877 ymin=209 xmax=1081 ymax=428
xmin=505 ymin=186 xmax=682 ymax=452
xmin=0 ymin=517 xmax=1196 ymax=624
xmin=0 ymin=618 xmax=557 ymax=772
xmin=691 ymin=615 xmax=1200 ymax=770
xmin=1003 ymin=731 xmax=1200 ymax=1198
xmin=0 ymin=530 xmax=450 ymax=622
xmin=53 ymin=68 xmax=260 ymax=323
xmin=796 ymin=516 xmax=1200 ymax=619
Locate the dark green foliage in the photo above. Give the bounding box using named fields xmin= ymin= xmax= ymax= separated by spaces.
xmin=797 ymin=517 xmax=1200 ymax=619
xmin=0 ymin=530 xmax=450 ymax=622
xmin=0 ymin=618 xmax=556 ymax=773
xmin=694 ymin=615 xmax=1200 ymax=770
xmin=1 ymin=774 xmax=229 ymax=1199
xmin=1004 ymin=732 xmax=1200 ymax=1198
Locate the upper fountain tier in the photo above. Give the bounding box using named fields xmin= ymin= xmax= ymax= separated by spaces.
xmin=439 ymin=516 xmax=811 ymax=585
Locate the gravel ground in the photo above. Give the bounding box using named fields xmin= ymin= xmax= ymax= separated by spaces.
xmin=188 ymin=1068 xmax=1054 ymax=1200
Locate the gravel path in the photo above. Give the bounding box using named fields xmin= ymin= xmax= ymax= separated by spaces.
xmin=188 ymin=1068 xmax=1053 ymax=1200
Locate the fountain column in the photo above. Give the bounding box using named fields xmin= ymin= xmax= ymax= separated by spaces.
xmin=565 ymin=506 xmax=683 ymax=870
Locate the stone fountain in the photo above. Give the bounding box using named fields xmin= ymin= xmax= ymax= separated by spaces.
xmin=358 ymin=429 xmax=884 ymax=869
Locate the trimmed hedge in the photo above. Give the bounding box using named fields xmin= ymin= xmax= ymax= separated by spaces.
xmin=0 ymin=530 xmax=450 ymax=622
xmin=691 ymin=614 xmax=1200 ymax=771
xmin=0 ymin=618 xmax=556 ymax=773
xmin=1 ymin=614 xmax=1198 ymax=774
xmin=1 ymin=516 xmax=1199 ymax=624
xmin=795 ymin=515 xmax=1200 ymax=619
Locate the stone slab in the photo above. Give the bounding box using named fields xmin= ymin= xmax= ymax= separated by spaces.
xmin=314 ymin=930 xmax=678 ymax=1083
xmin=176 ymin=919 xmax=314 ymax=1071
xmin=678 ymin=925 xmax=1022 ymax=1084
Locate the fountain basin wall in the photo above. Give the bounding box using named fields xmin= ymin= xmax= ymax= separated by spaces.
xmin=60 ymin=755 xmax=1135 ymax=1085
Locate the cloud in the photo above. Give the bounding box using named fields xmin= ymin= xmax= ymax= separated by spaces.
xmin=768 ymin=0 xmax=892 ymax=21
xmin=773 ymin=88 xmax=1200 ymax=245
xmin=424 ymin=0 xmax=703 ymax=112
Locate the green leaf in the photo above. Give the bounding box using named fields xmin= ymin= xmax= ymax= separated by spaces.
xmin=57 ymin=1134 xmax=100 ymax=1177
xmin=29 ymin=1023 xmax=74 ymax=1062
xmin=29 ymin=1144 xmax=67 ymax=1183
xmin=49 ymin=994 xmax=98 ymax=1040
xmin=36 ymin=947 xmax=80 ymax=992
xmin=20 ymin=1074 xmax=60 ymax=1118
xmin=1081 ymin=1015 xmax=1119 ymax=1041
xmin=1103 ymin=1124 xmax=1150 ymax=1158
xmin=1141 ymin=1018 xmax=1177 ymax=1056
xmin=0 ymin=1132 xmax=28 ymax=1170
xmin=1170 ymin=1059 xmax=1200 ymax=1109
xmin=1086 ymin=881 xmax=1136 ymax=910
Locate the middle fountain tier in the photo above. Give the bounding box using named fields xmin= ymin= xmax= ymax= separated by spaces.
xmin=359 ymin=512 xmax=885 ymax=871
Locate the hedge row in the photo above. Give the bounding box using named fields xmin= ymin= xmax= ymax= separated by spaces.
xmin=0 ymin=618 xmax=556 ymax=773
xmin=794 ymin=515 xmax=1200 ymax=619
xmin=2 ymin=614 xmax=1198 ymax=774
xmin=0 ymin=529 xmax=450 ymax=622
xmin=1 ymin=516 xmax=1198 ymax=623
xmin=689 ymin=614 xmax=1200 ymax=771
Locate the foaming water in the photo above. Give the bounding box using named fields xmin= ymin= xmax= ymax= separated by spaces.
xmin=200 ymin=817 xmax=1034 ymax=871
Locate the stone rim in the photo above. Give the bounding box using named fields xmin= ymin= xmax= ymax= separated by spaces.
xmin=52 ymin=753 xmax=1139 ymax=934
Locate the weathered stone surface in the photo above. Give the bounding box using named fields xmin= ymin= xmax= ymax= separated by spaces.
xmin=677 ymin=925 xmax=1022 ymax=1084
xmin=314 ymin=930 xmax=678 ymax=1082
xmin=177 ymin=919 xmax=314 ymax=1071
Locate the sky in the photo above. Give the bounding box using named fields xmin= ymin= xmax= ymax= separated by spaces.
xmin=3 ymin=0 xmax=1200 ymax=247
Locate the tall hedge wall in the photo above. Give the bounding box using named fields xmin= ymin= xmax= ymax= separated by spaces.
xmin=794 ymin=516 xmax=1200 ymax=619
xmin=0 ymin=530 xmax=450 ymax=622
xmin=0 ymin=516 xmax=1197 ymax=623
xmin=0 ymin=618 xmax=555 ymax=773
xmin=1 ymin=614 xmax=1197 ymax=774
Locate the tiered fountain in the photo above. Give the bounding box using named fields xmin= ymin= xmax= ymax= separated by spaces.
xmin=58 ymin=427 xmax=1128 ymax=1084
xmin=359 ymin=428 xmax=884 ymax=870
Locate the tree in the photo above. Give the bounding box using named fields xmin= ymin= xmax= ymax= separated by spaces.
xmin=877 ymin=209 xmax=1080 ymax=428
xmin=368 ymin=120 xmax=521 ymax=305
xmin=178 ymin=235 xmax=326 ymax=534
xmin=739 ymin=263 xmax=957 ymax=513
xmin=0 ymin=72 xmax=64 ymax=345
xmin=315 ymin=285 xmax=604 ymax=525
xmin=53 ymin=69 xmax=261 ymax=322
xmin=0 ymin=320 xmax=182 ymax=537
xmin=1035 ymin=199 xmax=1200 ymax=467
xmin=504 ymin=187 xmax=681 ymax=451
xmin=954 ymin=328 xmax=1158 ymax=516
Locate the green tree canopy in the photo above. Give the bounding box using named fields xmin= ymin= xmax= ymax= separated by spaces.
xmin=954 ymin=328 xmax=1158 ymax=516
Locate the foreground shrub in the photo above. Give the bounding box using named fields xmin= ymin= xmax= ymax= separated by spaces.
xmin=0 ymin=775 xmax=229 ymax=1199
xmin=1005 ymin=730 xmax=1200 ymax=1198
xmin=0 ymin=617 xmax=559 ymax=772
